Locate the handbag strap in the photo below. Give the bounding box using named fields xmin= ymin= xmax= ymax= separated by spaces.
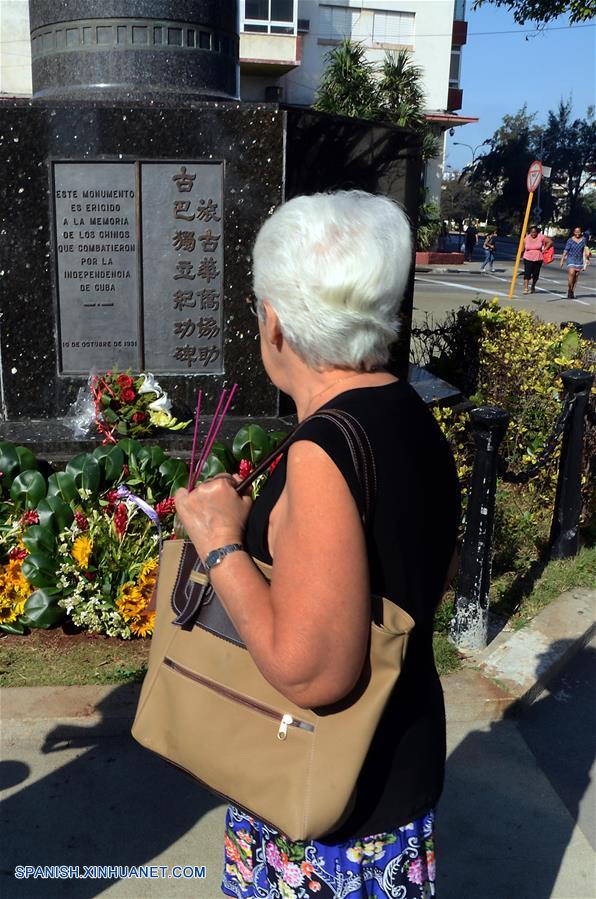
xmin=235 ymin=407 xmax=376 ymax=526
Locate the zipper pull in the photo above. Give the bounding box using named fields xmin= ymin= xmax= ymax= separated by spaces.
xmin=277 ymin=713 xmax=293 ymax=741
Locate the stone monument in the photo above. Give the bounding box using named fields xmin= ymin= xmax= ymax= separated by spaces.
xmin=0 ymin=0 xmax=424 ymax=454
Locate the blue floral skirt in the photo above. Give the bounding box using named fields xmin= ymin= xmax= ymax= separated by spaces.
xmin=221 ymin=805 xmax=436 ymax=898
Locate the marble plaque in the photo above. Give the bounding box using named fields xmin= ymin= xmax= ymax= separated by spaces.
xmin=52 ymin=162 xmax=141 ymax=374
xmin=141 ymin=162 xmax=224 ymax=374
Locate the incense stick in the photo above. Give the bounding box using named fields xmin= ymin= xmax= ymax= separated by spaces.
xmin=187 ymin=390 xmax=203 ymax=489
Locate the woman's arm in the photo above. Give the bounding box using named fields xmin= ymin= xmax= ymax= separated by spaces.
xmin=175 ymin=441 xmax=370 ymax=709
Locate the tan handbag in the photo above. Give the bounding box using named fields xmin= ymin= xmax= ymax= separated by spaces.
xmin=131 ymin=410 xmax=415 ymax=841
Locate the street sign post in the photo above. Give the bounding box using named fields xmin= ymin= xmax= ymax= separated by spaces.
xmin=509 ymin=160 xmax=544 ymax=298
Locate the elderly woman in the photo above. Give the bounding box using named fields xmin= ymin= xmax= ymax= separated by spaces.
xmin=175 ymin=191 xmax=460 ymax=899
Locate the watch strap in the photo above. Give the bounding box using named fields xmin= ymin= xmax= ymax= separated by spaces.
xmin=204 ymin=543 xmax=244 ymax=574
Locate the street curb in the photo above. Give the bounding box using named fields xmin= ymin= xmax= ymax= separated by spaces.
xmin=1 ymin=588 xmax=594 ymax=727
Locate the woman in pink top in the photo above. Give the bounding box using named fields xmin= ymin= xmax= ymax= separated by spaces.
xmin=522 ymin=225 xmax=553 ymax=294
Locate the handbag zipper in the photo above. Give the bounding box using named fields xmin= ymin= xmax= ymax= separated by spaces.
xmin=163 ymin=657 xmax=314 ymax=740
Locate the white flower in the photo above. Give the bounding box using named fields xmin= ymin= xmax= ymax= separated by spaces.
xmin=137 ymin=372 xmax=162 ymax=396
xmin=147 ymin=392 xmax=172 ymax=414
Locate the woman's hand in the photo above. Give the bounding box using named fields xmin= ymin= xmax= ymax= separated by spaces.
xmin=175 ymin=475 xmax=253 ymax=562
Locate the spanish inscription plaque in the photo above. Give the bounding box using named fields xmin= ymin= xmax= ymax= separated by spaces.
xmin=52 ymin=160 xmax=224 ymax=376
xmin=53 ymin=163 xmax=140 ymax=374
xmin=141 ymin=162 xmax=224 ymax=374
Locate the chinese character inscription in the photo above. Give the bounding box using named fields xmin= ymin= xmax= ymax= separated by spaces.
xmin=141 ymin=162 xmax=224 ymax=373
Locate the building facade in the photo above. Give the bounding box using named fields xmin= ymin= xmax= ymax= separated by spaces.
xmin=239 ymin=0 xmax=476 ymax=204
xmin=0 ymin=0 xmax=475 ymax=203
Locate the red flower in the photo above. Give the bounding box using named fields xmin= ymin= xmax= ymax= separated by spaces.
xmin=117 ymin=374 xmax=134 ymax=389
xmin=105 ymin=489 xmax=120 ymax=504
xmin=132 ymin=411 xmax=147 ymax=423
xmin=83 ymin=570 xmax=96 ymax=581
xmin=121 ymin=388 xmax=136 ymax=404
xmin=269 ymin=453 xmax=283 ymax=476
xmin=114 ymin=502 xmax=128 ymax=538
xmin=238 ymin=459 xmax=254 ymax=480
xmin=122 ymin=464 xmax=130 ymax=478
xmin=74 ymin=510 xmax=89 ymax=532
xmin=155 ymin=497 xmax=176 ymax=520
xmin=19 ymin=510 xmax=39 ymax=527
xmin=9 ymin=546 xmax=27 ymax=561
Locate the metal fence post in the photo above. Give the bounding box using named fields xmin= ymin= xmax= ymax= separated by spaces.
xmin=549 ymin=369 xmax=595 ymax=560
xmin=450 ymin=406 xmax=509 ymax=650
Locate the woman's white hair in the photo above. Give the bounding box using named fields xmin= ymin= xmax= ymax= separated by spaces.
xmin=252 ymin=190 xmax=412 ymax=370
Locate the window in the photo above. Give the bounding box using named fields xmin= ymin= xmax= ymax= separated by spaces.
xmin=242 ymin=0 xmax=297 ymax=34
xmin=372 ymin=10 xmax=415 ymax=46
xmin=319 ymin=5 xmax=358 ymax=41
xmin=449 ymin=48 xmax=461 ymax=87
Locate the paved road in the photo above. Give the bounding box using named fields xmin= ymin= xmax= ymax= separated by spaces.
xmin=414 ymin=240 xmax=596 ymax=335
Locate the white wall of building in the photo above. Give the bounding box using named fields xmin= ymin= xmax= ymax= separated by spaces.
xmin=0 ymin=0 xmax=32 ymax=96
xmin=282 ymin=0 xmax=455 ymax=112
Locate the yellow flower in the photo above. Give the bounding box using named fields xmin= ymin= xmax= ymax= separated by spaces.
xmin=139 ymin=558 xmax=158 ymax=582
xmin=129 ymin=610 xmax=155 ymax=638
xmin=148 ymin=409 xmax=175 ymax=428
xmin=72 ymin=535 xmax=93 ymax=569
xmin=116 ymin=586 xmax=145 ymax=621
xmin=0 ymin=602 xmax=18 ymax=624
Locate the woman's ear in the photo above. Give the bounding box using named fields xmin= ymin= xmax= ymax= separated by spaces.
xmin=262 ymin=301 xmax=284 ymax=351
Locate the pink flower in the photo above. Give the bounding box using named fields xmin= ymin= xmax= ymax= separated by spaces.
xmin=282 ymin=862 xmax=303 ymax=888
xmin=114 ymin=502 xmax=128 ymax=538
xmin=236 ymin=858 xmax=253 ymax=884
xmin=155 ymin=497 xmax=176 ymax=519
xmin=265 ymin=841 xmax=283 ymax=872
xmin=9 ymin=546 xmax=27 ymax=561
xmin=19 ymin=510 xmax=39 ymax=527
xmin=407 ymin=858 xmax=425 ymax=886
xmin=74 ymin=511 xmax=89 ymax=532
xmin=238 ymin=459 xmax=254 ymax=480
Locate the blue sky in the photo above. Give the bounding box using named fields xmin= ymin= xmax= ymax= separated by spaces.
xmin=446 ymin=4 xmax=596 ymax=171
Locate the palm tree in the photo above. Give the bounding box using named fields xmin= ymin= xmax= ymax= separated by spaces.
xmin=314 ymin=40 xmax=379 ymax=121
xmin=315 ymin=42 xmax=438 ymax=161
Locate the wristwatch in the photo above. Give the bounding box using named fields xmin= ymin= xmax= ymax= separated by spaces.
xmin=203 ymin=543 xmax=244 ymax=575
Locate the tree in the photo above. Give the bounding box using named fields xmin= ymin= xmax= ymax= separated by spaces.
xmin=314 ymin=40 xmax=379 ymax=121
xmin=472 ymin=0 xmax=596 ymax=25
xmin=541 ymin=100 xmax=596 ymax=225
xmin=440 ymin=178 xmax=484 ymax=229
xmin=314 ymin=41 xmax=439 ymax=160
xmin=473 ymin=105 xmax=555 ymax=231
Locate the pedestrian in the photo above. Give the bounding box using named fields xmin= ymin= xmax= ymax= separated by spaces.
xmin=175 ymin=191 xmax=460 ymax=899
xmin=560 ymin=226 xmax=591 ymax=299
xmin=480 ymin=229 xmax=497 ymax=273
xmin=464 ymin=222 xmax=477 ymax=261
xmin=522 ymin=224 xmax=553 ymax=294
xmin=438 ymin=221 xmax=450 ymax=252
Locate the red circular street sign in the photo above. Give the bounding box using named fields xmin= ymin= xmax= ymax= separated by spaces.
xmin=527 ymin=160 xmax=543 ymax=193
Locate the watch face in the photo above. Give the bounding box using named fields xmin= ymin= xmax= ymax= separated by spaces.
xmin=205 ymin=550 xmax=221 ymax=569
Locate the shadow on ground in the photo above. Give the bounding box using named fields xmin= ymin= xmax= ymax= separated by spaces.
xmin=438 ymin=641 xmax=596 ymax=898
xmin=0 ymin=684 xmax=220 ymax=897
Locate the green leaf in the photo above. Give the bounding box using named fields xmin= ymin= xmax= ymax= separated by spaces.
xmin=116 ymin=420 xmax=129 ymax=435
xmin=159 ymin=458 xmax=189 ymax=493
xmin=199 ymin=454 xmax=227 ymax=481
xmin=36 ymin=496 xmax=74 ymax=532
xmin=0 ymin=620 xmax=27 ymax=635
xmin=92 ymin=445 xmax=125 ymax=484
xmin=47 ymin=471 xmax=78 ymax=504
xmin=0 ymin=442 xmax=20 ymax=484
xmin=21 ymin=552 xmax=57 ymax=588
xmin=65 ymin=453 xmax=101 ymax=493
xmin=117 ymin=438 xmax=141 ymax=458
xmin=146 ymin=446 xmax=167 ymax=469
xmin=10 ymin=470 xmax=47 ymax=509
xmin=559 ymin=329 xmax=580 ymax=359
xmin=22 ymin=524 xmax=56 ymax=555
xmin=232 ymin=425 xmax=271 ymax=463
xmin=22 ymin=588 xmax=66 ymax=629
xmin=15 ymin=446 xmax=38 ymax=471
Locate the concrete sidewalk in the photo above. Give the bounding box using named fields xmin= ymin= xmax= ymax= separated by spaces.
xmin=1 ymin=587 xmax=594 ymax=899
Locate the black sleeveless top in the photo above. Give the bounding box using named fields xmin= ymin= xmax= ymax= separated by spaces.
xmin=245 ymin=380 xmax=461 ymax=841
